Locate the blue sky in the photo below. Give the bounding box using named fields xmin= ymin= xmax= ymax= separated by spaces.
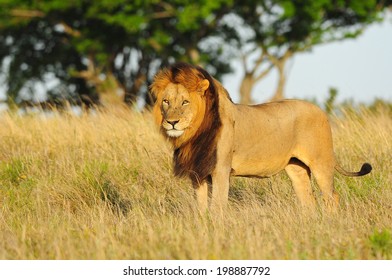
xmin=223 ymin=14 xmax=392 ymax=104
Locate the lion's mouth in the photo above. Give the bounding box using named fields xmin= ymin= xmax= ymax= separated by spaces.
xmin=165 ymin=129 xmax=184 ymax=138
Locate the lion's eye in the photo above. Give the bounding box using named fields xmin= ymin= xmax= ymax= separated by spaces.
xmin=182 ymin=100 xmax=190 ymax=106
xmin=163 ymin=99 xmax=169 ymax=105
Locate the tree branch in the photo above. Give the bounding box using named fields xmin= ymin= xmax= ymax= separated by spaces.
xmin=254 ymin=64 xmax=274 ymax=82
xmin=240 ymin=51 xmax=249 ymax=74
xmin=151 ymin=3 xmax=175 ymax=19
xmin=10 ymin=9 xmax=45 ymax=18
xmin=58 ymin=21 xmax=81 ymax=37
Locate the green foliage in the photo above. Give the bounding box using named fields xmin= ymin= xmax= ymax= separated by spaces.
xmin=341 ymin=174 xmax=384 ymax=201
xmin=0 ymin=0 xmax=389 ymax=106
xmin=369 ymin=229 xmax=392 ymax=258
xmin=0 ymin=158 xmax=36 ymax=214
xmin=0 ymin=0 xmax=235 ymax=106
xmin=81 ymin=160 xmax=131 ymax=215
xmin=231 ymin=0 xmax=387 ymax=51
xmin=0 ymin=158 xmax=27 ymax=185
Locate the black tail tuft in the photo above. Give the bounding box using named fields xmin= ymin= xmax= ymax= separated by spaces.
xmin=359 ymin=163 xmax=372 ymax=176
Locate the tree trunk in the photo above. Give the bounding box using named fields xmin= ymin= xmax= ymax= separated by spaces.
xmin=124 ymin=72 xmax=146 ymax=105
xmin=239 ymin=73 xmax=255 ymax=104
xmin=271 ymin=64 xmax=286 ymax=101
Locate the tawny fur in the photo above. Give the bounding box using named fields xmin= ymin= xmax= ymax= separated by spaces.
xmin=150 ymin=62 xmax=372 ymax=212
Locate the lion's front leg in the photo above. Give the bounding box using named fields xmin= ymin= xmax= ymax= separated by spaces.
xmin=211 ymin=168 xmax=231 ymax=212
xmin=210 ymin=118 xmax=234 ymax=213
xmin=193 ymin=180 xmax=209 ymax=213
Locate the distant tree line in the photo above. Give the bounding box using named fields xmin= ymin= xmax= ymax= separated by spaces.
xmin=0 ymin=0 xmax=391 ymax=108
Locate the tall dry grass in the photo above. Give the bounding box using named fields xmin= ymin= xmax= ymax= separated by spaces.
xmin=0 ymin=105 xmax=391 ymax=260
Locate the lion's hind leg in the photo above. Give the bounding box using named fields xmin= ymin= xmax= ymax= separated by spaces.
xmin=311 ymin=163 xmax=339 ymax=211
xmin=285 ymin=158 xmax=316 ymax=209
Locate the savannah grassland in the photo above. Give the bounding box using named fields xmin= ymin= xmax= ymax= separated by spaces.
xmin=0 ymin=104 xmax=391 ymax=260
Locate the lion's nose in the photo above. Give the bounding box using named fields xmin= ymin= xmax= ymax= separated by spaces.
xmin=167 ymin=120 xmax=179 ymax=128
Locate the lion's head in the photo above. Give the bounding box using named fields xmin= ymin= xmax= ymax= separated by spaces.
xmin=150 ymin=63 xmax=222 ymax=182
xmin=150 ymin=63 xmax=218 ymax=148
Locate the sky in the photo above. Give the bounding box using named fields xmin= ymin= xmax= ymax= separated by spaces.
xmin=222 ymin=14 xmax=392 ymax=104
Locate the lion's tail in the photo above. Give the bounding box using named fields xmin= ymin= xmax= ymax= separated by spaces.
xmin=335 ymin=163 xmax=372 ymax=177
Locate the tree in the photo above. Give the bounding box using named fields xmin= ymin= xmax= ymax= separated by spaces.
xmin=1 ymin=0 xmax=390 ymax=108
xmin=227 ymin=0 xmax=390 ymax=104
xmin=0 ymin=2 xmax=99 ymax=107
xmin=0 ymin=0 xmax=233 ymax=107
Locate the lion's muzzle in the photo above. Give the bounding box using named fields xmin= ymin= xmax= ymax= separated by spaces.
xmin=163 ymin=119 xmax=184 ymax=138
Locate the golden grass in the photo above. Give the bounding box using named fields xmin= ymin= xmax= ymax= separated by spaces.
xmin=0 ymin=105 xmax=391 ymax=260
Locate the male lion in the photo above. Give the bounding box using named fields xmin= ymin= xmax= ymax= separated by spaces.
xmin=150 ymin=62 xmax=372 ymax=212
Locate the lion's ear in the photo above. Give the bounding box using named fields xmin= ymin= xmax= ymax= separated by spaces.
xmin=198 ymin=79 xmax=210 ymax=95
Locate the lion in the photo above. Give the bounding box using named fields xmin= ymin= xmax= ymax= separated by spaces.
xmin=150 ymin=62 xmax=372 ymax=212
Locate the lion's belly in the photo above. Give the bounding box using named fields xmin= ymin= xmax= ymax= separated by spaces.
xmin=231 ymin=154 xmax=290 ymax=177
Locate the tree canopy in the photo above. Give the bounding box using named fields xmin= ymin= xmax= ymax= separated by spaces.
xmin=0 ymin=0 xmax=233 ymax=107
xmin=0 ymin=0 xmax=390 ymax=108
